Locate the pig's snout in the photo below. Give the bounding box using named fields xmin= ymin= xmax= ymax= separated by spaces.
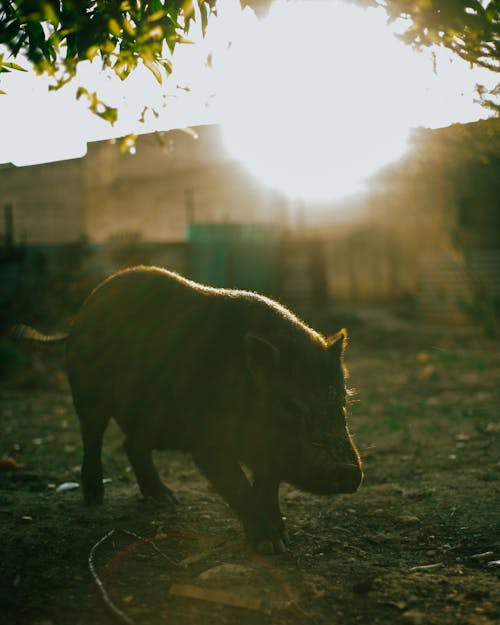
xmin=332 ymin=462 xmax=363 ymax=493
xmin=297 ymin=458 xmax=363 ymax=496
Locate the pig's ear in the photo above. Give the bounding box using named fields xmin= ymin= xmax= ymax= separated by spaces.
xmin=244 ymin=332 xmax=280 ymax=383
xmin=326 ymin=328 xmax=348 ymax=361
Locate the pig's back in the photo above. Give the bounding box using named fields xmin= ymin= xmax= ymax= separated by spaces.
xmin=66 ymin=267 xmax=251 ymax=441
xmin=65 ymin=266 xmax=326 ymax=447
xmin=66 ymin=266 xmax=242 ymax=385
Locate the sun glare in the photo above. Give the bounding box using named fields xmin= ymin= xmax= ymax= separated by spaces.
xmin=216 ymin=0 xmax=443 ymax=202
xmin=0 ymin=0 xmax=493 ymax=171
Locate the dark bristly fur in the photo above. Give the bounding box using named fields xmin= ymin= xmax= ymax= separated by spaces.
xmin=12 ymin=266 xmax=362 ymax=554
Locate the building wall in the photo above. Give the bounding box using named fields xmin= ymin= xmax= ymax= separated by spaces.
xmin=0 ymin=124 xmax=285 ymax=244
xmin=0 ymin=158 xmax=85 ymax=244
xmin=82 ymin=127 xmax=286 ymax=242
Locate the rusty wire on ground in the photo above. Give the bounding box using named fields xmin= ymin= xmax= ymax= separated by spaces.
xmin=88 ymin=527 xmax=308 ymax=624
xmin=89 ymin=528 xmax=180 ymax=625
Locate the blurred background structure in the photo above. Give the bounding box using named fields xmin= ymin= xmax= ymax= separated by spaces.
xmin=1 ymin=120 xmax=499 ymax=333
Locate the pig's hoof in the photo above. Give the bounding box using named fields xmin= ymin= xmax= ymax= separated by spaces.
xmin=137 ymin=490 xmax=177 ymax=506
xmin=83 ymin=491 xmax=104 ymax=506
xmin=256 ymin=537 xmax=288 ymax=555
xmin=154 ymin=491 xmax=178 ymax=506
xmin=84 ymin=498 xmax=104 ymax=506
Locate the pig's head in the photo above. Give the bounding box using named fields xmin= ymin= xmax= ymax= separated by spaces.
xmin=244 ymin=328 xmax=362 ymax=495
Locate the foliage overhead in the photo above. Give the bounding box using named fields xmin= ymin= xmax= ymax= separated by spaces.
xmin=0 ymin=0 xmax=498 ymax=116
xmin=0 ymin=1 xmax=219 ymax=103
xmin=364 ymin=0 xmax=500 ymax=72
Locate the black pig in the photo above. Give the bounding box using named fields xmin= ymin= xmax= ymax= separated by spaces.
xmin=13 ymin=266 xmax=362 ymax=553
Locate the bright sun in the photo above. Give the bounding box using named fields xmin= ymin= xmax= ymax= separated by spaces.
xmin=0 ymin=0 xmax=491 ymax=171
xmin=216 ymin=0 xmax=433 ymax=202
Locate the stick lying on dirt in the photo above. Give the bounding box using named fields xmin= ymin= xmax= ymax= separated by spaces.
xmin=169 ymin=583 xmax=268 ymax=612
xmin=88 ymin=529 xmax=135 ymax=625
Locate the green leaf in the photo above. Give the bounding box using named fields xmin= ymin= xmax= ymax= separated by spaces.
xmin=176 ymin=35 xmax=194 ymax=45
xmin=120 ymin=133 xmax=137 ymax=153
xmin=150 ymin=0 xmax=164 ymax=14
xmin=485 ymin=2 xmax=498 ymax=21
xmin=108 ymin=18 xmax=121 ymax=37
xmin=76 ymin=86 xmax=89 ymax=100
xmin=183 ymin=0 xmax=195 ymax=32
xmin=143 ymin=58 xmax=163 ymax=84
xmin=85 ymin=46 xmax=100 ymax=61
xmin=122 ymin=18 xmax=136 ymax=37
xmin=199 ymin=2 xmax=209 ymax=37
xmin=76 ymin=86 xmax=119 ymax=124
xmin=10 ymin=34 xmax=28 ymax=58
xmin=2 ymin=61 xmax=27 ymax=72
xmin=147 ymin=10 xmax=167 ymax=23
xmin=159 ymin=58 xmax=173 ymax=74
xmin=41 ymin=1 xmax=59 ymax=27
xmin=97 ymin=105 xmax=118 ymax=124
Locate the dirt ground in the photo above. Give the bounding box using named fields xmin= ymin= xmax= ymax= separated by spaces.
xmin=1 ymin=311 xmax=499 ymax=625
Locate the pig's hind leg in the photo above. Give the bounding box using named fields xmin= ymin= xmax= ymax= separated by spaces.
xmin=123 ymin=437 xmax=177 ymax=505
xmin=75 ymin=400 xmax=110 ymax=505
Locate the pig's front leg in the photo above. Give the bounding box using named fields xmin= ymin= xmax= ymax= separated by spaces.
xmin=192 ymin=446 xmax=287 ymax=554
xmin=251 ymin=476 xmax=289 ymax=554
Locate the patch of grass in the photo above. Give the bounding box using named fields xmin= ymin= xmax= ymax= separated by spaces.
xmin=424 ymin=494 xmax=439 ymax=506
xmin=423 ymin=423 xmax=445 ymax=433
xmin=386 ymin=398 xmax=409 ymax=416
xmin=432 ymin=348 xmax=488 ymax=371
xmin=449 ymin=408 xmax=476 ymax=423
xmin=359 ymin=414 xmax=408 ymax=434
xmin=348 ymin=399 xmax=364 ymax=418
xmin=383 ymin=416 xmax=403 ymax=432
xmin=480 ymin=471 xmax=499 ymax=482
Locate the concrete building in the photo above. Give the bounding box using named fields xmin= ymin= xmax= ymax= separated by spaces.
xmin=0 ymin=124 xmax=287 ymax=245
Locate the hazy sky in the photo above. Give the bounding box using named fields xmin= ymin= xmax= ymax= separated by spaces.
xmin=0 ymin=0 xmax=496 ymax=201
